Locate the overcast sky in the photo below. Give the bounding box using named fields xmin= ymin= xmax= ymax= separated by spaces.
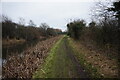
xmin=1 ymin=0 xmax=113 ymax=31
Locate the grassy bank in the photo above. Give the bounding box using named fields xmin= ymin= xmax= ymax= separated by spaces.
xmin=32 ymin=35 xmax=64 ymax=78
xmin=67 ymin=37 xmax=102 ymax=78
xmin=67 ymin=36 xmax=118 ymax=78
xmin=3 ymin=36 xmax=62 ymax=78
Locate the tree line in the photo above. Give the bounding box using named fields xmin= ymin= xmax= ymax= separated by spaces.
xmin=1 ymin=16 xmax=62 ymax=41
xmin=67 ymin=1 xmax=120 ymax=58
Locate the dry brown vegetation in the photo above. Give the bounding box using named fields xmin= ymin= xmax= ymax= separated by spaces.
xmin=2 ymin=36 xmax=62 ymax=78
xmin=2 ymin=39 xmax=25 ymax=46
xmin=72 ymin=39 xmax=118 ymax=78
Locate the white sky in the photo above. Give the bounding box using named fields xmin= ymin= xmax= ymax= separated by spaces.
xmin=1 ymin=0 xmax=113 ymax=31
xmin=1 ymin=0 xmax=112 ymax=2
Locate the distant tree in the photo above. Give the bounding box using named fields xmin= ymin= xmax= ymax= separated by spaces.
xmin=67 ymin=19 xmax=86 ymax=39
xmin=2 ymin=15 xmax=12 ymax=23
xmin=18 ymin=17 xmax=25 ymax=26
xmin=25 ymin=27 xmax=39 ymax=41
xmin=40 ymin=23 xmax=49 ymax=30
xmin=15 ymin=26 xmax=26 ymax=40
xmin=28 ymin=20 xmax=36 ymax=27
xmin=2 ymin=15 xmax=16 ymax=39
xmin=46 ymin=28 xmax=57 ymax=36
xmin=39 ymin=23 xmax=49 ymax=36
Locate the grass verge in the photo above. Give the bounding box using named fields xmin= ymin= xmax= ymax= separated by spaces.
xmin=67 ymin=36 xmax=102 ymax=78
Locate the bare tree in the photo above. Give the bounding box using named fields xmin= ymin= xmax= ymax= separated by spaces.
xmin=39 ymin=23 xmax=50 ymax=36
xmin=18 ymin=17 xmax=25 ymax=26
xmin=40 ymin=23 xmax=49 ymax=30
xmin=2 ymin=15 xmax=16 ymax=39
xmin=90 ymin=0 xmax=114 ymax=22
xmin=2 ymin=15 xmax=12 ymax=23
xmin=28 ymin=20 xmax=36 ymax=27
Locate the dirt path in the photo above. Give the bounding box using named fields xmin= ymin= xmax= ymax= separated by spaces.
xmin=63 ymin=37 xmax=89 ymax=78
xmin=33 ymin=36 xmax=89 ymax=78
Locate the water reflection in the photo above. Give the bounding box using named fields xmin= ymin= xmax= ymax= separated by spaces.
xmin=2 ymin=39 xmax=43 ymax=59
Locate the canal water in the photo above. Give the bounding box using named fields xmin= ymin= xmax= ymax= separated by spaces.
xmin=2 ymin=38 xmax=46 ymax=60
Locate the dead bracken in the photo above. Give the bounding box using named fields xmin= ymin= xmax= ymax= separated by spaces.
xmin=2 ymin=36 xmax=62 ymax=78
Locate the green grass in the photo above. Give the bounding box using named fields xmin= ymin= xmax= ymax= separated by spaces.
xmin=32 ymin=35 xmax=78 ymax=78
xmin=32 ymin=36 xmax=64 ymax=78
